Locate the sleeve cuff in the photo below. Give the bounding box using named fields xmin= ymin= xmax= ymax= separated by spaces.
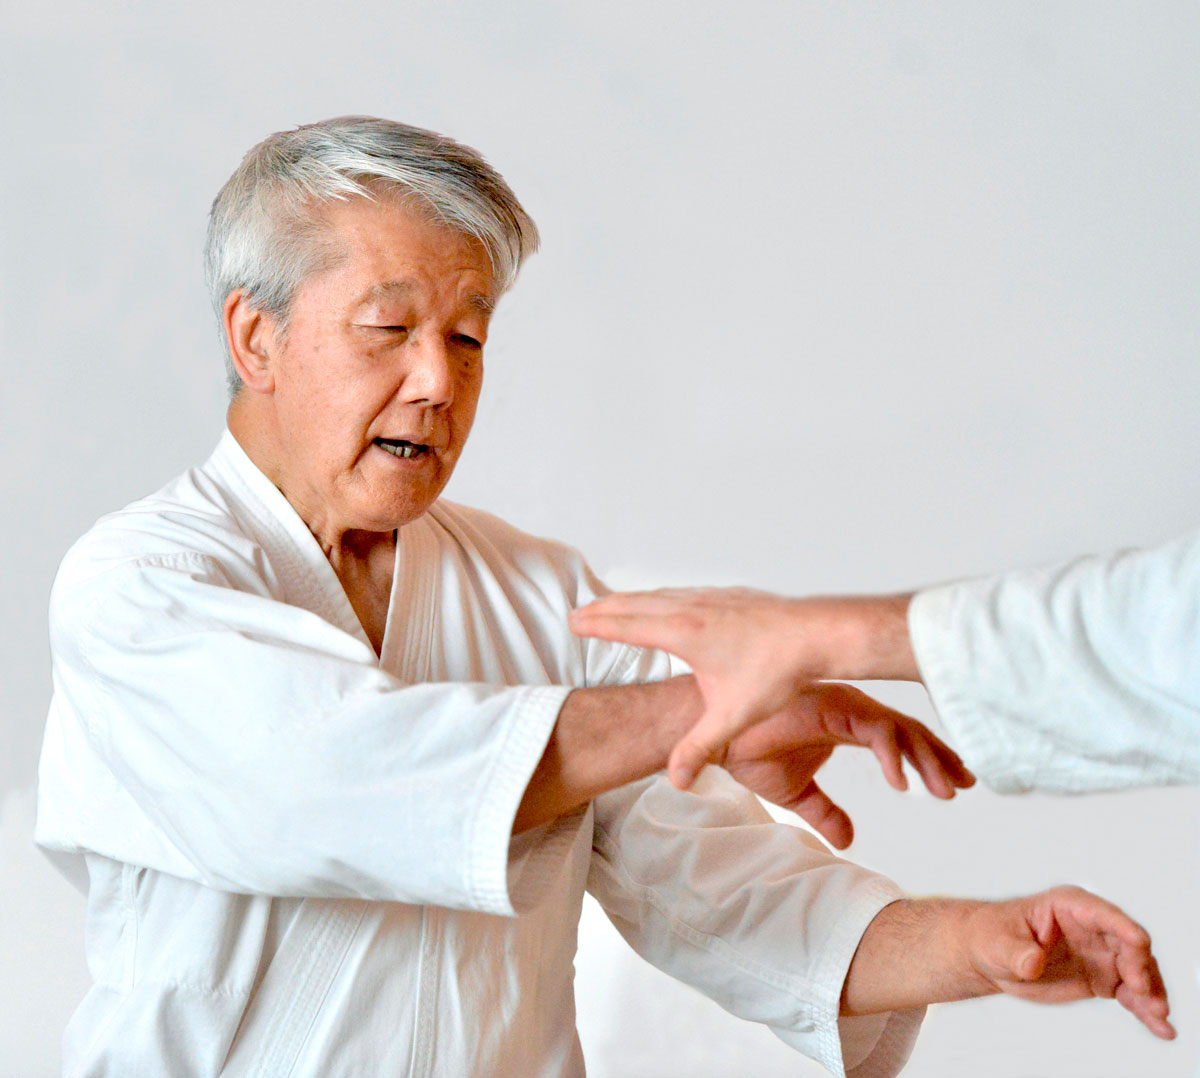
xmin=788 ymin=881 xmax=925 ymax=1078
xmin=908 ymin=585 xmax=1027 ymax=792
xmin=465 ymin=684 xmax=575 ymax=916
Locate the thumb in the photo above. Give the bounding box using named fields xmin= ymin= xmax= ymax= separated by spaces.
xmin=1011 ymin=942 xmax=1047 ymax=983
xmin=971 ymin=903 xmax=1048 ymax=987
xmin=990 ymin=907 xmax=1048 ymax=983
xmin=668 ymin=703 xmax=752 ymax=790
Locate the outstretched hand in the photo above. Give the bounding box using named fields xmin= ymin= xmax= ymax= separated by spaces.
xmin=570 ymin=587 xmax=917 ymax=789
xmin=719 ymin=682 xmax=973 ymax=848
xmin=843 ymin=886 xmax=1175 ymax=1041
xmin=968 ymin=886 xmax=1175 ymax=1040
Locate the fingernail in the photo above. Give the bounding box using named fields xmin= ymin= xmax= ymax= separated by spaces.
xmin=671 ymin=765 xmax=696 ymax=790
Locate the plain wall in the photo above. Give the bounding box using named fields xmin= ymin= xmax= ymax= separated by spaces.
xmin=4 ymin=3 xmax=1200 ymax=1075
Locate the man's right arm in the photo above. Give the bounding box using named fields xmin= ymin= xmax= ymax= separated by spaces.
xmin=516 ymin=676 xmax=972 ymax=844
xmin=513 ymin=677 xmax=700 ymax=833
xmin=42 ymin=548 xmax=964 ymax=912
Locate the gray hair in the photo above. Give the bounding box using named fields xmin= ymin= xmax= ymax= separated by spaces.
xmin=204 ymin=116 xmax=539 ymax=394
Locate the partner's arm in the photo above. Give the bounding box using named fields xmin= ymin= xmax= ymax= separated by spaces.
xmin=573 ymin=529 xmax=1200 ymax=794
xmin=570 ymin=588 xmax=922 ymax=788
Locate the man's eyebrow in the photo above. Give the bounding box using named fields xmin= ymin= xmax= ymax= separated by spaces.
xmin=358 ymin=280 xmax=414 ymax=305
xmin=356 ymin=280 xmax=496 ymax=313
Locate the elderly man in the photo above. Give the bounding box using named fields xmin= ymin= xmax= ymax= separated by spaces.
xmin=37 ymin=117 xmax=1172 ymax=1077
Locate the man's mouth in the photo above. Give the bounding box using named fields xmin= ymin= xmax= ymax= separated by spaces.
xmin=375 ymin=438 xmax=431 ymax=460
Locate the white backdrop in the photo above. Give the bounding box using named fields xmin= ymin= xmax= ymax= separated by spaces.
xmin=4 ymin=3 xmax=1200 ymax=1075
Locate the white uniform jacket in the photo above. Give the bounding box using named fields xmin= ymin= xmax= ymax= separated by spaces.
xmin=909 ymin=530 xmax=1200 ymax=792
xmin=38 ymin=432 xmax=922 ymax=1078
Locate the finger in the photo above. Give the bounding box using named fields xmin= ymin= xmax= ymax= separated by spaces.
xmin=1133 ymin=956 xmax=1176 ymax=1040
xmin=1109 ymin=928 xmax=1173 ymax=1040
xmin=1115 ymin=975 xmax=1177 ymax=1040
xmin=866 ymin=723 xmax=908 ymax=792
xmin=1053 ymin=887 xmax=1151 ymax=950
xmin=930 ymin=737 xmax=976 ymax=789
xmin=790 ymin=781 xmax=854 ymax=850
xmin=573 ymin=590 xmax=679 ymax=616
xmin=669 ymin=702 xmax=767 ymax=790
xmin=570 ymin=590 xmax=700 ymax=628
xmin=833 ymin=689 xmax=956 ymax=795
xmin=568 ymin=606 xmax=689 ymax=652
xmin=1113 ymin=946 xmax=1169 ymax=1012
xmin=1112 ymin=930 xmax=1155 ymax=994
xmin=898 ymin=725 xmax=956 ymax=799
xmin=668 ymin=737 xmax=717 ymax=792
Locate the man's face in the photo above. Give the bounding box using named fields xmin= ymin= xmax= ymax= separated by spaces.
xmin=260 ymin=195 xmax=495 ymax=542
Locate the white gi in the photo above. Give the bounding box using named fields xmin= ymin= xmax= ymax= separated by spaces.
xmin=37 ymin=432 xmax=923 ymax=1078
xmin=909 ymin=530 xmax=1200 ymax=792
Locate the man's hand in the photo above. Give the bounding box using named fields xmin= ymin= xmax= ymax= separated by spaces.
xmin=720 ymin=682 xmax=974 ymax=849
xmin=570 ymin=587 xmax=921 ymax=788
xmin=969 ymin=886 xmax=1175 ymax=1037
xmin=842 ymin=886 xmax=1176 ymax=1041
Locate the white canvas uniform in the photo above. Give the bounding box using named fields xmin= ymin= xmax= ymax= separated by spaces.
xmin=909 ymin=530 xmax=1200 ymax=792
xmin=38 ymin=432 xmax=922 ymax=1078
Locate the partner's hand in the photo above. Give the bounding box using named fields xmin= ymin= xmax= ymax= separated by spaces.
xmin=571 ymin=587 xmax=918 ymax=788
xmin=720 ymin=682 xmax=973 ymax=848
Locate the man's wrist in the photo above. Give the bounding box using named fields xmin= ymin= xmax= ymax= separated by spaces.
xmin=841 ymin=897 xmax=998 ymax=1016
xmin=515 ymin=675 xmax=702 ymax=833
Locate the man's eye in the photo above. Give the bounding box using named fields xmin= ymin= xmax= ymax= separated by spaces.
xmin=453 ymin=334 xmax=482 ymax=348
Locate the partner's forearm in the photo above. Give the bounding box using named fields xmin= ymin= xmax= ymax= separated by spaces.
xmin=840 ymin=898 xmax=995 ymax=1016
xmin=790 ymin=593 xmax=922 ymax=683
xmin=513 ymin=675 xmax=702 ymax=833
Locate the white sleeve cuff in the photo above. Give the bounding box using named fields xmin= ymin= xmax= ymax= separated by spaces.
xmin=466 ymin=684 xmax=575 ymax=915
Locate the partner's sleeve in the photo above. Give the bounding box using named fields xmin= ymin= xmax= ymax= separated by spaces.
xmin=909 ymin=530 xmax=1200 ymax=793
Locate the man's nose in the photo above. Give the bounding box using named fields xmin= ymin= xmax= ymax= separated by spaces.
xmin=400 ymin=333 xmax=455 ymax=407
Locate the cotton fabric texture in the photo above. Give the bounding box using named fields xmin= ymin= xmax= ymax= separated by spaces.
xmin=910 ymin=530 xmax=1200 ymax=792
xmin=38 ymin=432 xmax=922 ymax=1077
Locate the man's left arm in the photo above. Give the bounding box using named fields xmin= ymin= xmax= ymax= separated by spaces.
xmin=842 ymin=886 xmax=1173 ymax=1038
xmin=587 ymin=751 xmax=1172 ymax=1078
xmin=587 ymin=765 xmax=924 ymax=1078
xmin=577 ymin=624 xmax=1172 ymax=1078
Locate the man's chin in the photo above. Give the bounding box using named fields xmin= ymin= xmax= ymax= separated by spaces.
xmin=360 ymin=482 xmax=449 ymax=533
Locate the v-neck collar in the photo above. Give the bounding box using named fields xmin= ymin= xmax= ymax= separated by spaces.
xmin=206 ymin=430 xmax=444 ymax=680
xmin=204 ymin=430 xmax=387 ymax=660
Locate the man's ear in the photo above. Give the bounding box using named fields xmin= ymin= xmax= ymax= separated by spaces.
xmin=224 ymin=290 xmax=278 ymax=394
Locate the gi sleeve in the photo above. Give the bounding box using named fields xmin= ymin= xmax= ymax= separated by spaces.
xmin=909 ymin=529 xmax=1200 ymax=792
xmin=42 ymin=550 xmax=570 ymax=914
xmin=583 ymin=648 xmax=923 ymax=1078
